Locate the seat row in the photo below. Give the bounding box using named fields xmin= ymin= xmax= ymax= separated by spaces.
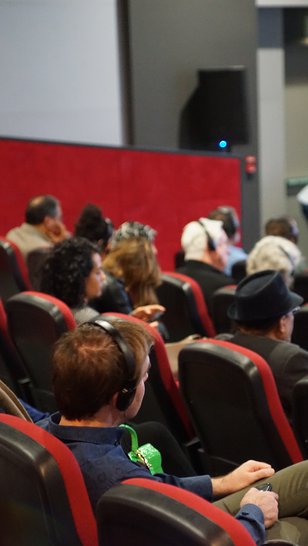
xmin=0 ymin=412 xmax=274 ymax=546
xmin=1 ymin=290 xmax=308 ymax=473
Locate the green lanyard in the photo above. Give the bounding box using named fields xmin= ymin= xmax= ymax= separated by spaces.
xmin=120 ymin=424 xmax=164 ymax=475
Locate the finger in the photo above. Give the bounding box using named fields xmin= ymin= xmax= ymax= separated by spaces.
xmin=247 ymin=460 xmax=274 ymax=470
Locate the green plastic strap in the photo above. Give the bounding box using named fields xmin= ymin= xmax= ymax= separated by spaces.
xmin=120 ymin=424 xmax=139 ymax=452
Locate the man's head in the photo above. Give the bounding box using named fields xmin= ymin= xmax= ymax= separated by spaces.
xmin=25 ymin=195 xmax=62 ymax=225
xmin=52 ymin=319 xmax=153 ymax=421
xmin=181 ymin=217 xmax=229 ymax=271
xmin=265 ymin=216 xmax=299 ymax=245
xmin=25 ymin=194 xmax=66 ymax=242
xmin=207 ymin=206 xmax=240 ymax=243
xmin=228 ymin=270 xmax=303 ymax=341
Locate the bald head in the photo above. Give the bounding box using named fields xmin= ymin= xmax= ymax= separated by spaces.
xmin=25 ymin=195 xmax=61 ymax=225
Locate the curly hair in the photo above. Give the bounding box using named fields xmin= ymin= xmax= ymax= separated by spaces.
xmin=40 ymin=237 xmax=99 ymax=308
xmin=247 ymin=235 xmax=302 ymax=287
xmin=74 ymin=203 xmax=113 ymax=251
xmin=103 ymin=238 xmax=161 ymax=307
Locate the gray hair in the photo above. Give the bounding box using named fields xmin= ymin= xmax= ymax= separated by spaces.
xmin=247 ymin=235 xmax=302 ymax=286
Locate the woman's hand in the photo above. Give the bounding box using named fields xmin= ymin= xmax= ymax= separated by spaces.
xmin=132 ymin=304 xmax=165 ymax=322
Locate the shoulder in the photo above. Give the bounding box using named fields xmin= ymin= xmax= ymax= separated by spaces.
xmin=72 ymin=306 xmax=100 ymax=324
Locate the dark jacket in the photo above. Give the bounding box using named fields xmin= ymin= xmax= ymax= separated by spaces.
xmin=177 ymin=260 xmax=233 ymax=316
xmin=228 ymin=331 xmax=308 ymax=420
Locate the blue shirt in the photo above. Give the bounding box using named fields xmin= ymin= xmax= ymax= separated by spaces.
xmin=40 ymin=413 xmax=265 ymax=545
xmin=225 ymin=245 xmax=247 ymax=276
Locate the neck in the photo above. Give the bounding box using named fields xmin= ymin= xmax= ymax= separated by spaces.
xmin=237 ymin=326 xmax=281 ymax=341
xmin=60 ymin=407 xmax=122 ymax=428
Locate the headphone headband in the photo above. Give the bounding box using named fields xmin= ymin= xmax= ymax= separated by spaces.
xmin=88 ymin=318 xmax=137 ymax=411
xmin=197 ymin=219 xmax=216 ymax=251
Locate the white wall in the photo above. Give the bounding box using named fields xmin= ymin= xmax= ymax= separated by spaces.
xmin=0 ymin=0 xmax=124 ymax=145
xmin=257 ymin=8 xmax=286 ymax=227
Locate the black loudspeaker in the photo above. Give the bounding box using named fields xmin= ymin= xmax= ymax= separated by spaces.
xmin=179 ymin=67 xmax=249 ymax=152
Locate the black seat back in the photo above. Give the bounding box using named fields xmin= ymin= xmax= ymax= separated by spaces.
xmin=179 ymin=339 xmax=303 ymax=475
xmin=6 ymin=291 xmax=76 ymax=412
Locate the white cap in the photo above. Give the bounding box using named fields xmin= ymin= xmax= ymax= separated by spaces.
xmin=181 ymin=217 xmax=224 ymax=260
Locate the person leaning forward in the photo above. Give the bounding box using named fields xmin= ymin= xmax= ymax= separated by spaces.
xmin=40 ymin=318 xmax=308 ymax=546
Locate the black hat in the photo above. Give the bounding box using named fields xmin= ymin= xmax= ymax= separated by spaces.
xmin=228 ymin=269 xmax=303 ymax=322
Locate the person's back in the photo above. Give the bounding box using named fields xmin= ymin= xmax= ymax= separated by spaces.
xmin=6 ymin=194 xmax=68 ymax=259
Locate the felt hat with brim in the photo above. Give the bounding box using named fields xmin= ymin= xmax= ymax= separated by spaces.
xmin=228 ymin=269 xmax=303 ymax=322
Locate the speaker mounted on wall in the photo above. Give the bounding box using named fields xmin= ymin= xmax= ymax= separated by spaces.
xmin=179 ymin=66 xmax=249 ymax=152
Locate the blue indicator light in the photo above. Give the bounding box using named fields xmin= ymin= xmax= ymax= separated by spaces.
xmin=218 ymin=140 xmax=228 ymax=149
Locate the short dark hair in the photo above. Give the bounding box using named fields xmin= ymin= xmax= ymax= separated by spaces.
xmin=207 ymin=206 xmax=239 ymax=240
xmin=25 ymin=195 xmax=60 ymax=225
xmin=265 ymin=216 xmax=299 ymax=244
xmin=52 ymin=320 xmax=153 ymax=420
xmin=74 ymin=203 xmax=112 ymax=251
xmin=40 ymin=237 xmax=99 ymax=308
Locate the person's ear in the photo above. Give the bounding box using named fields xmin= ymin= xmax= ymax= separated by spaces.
xmin=276 ymin=316 xmax=287 ymax=339
xmin=110 ymin=392 xmax=120 ymax=410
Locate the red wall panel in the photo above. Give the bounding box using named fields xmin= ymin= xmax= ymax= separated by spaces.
xmin=0 ymin=139 xmax=241 ymax=270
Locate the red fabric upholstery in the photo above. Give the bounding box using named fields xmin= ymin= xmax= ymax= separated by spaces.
xmin=202 ymin=339 xmax=303 ymax=464
xmin=0 ymin=414 xmax=98 ymax=546
xmin=121 ymin=478 xmax=256 ymax=546
xmin=102 ymin=312 xmax=194 ymax=439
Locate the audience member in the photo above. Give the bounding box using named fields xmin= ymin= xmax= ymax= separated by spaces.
xmin=226 ymin=269 xmax=308 ymax=420
xmin=177 ymin=218 xmax=233 ymax=315
xmin=247 ymin=235 xmax=302 ymax=287
xmin=6 ymin=195 xmax=68 ymax=259
xmin=91 ymin=221 xmax=165 ymax=326
xmin=40 ymin=237 xmax=104 ymax=324
xmin=207 ymin=206 xmax=247 ymax=276
xmin=74 ymin=203 xmax=113 ymax=253
xmin=41 ymin=318 xmax=308 ymax=545
xmin=265 ymin=215 xmax=299 ymax=245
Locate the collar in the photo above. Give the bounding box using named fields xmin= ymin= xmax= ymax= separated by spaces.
xmin=48 ymin=412 xmax=124 ymax=445
xmin=184 ymin=259 xmax=221 ymax=273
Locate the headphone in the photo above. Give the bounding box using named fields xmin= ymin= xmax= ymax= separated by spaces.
xmin=89 ymin=319 xmax=137 ymax=411
xmin=197 ymin=219 xmax=216 ymax=251
xmin=207 ymin=206 xmax=240 ymax=240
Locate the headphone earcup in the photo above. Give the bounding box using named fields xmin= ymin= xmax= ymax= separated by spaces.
xmin=116 ymin=387 xmax=137 ymax=411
